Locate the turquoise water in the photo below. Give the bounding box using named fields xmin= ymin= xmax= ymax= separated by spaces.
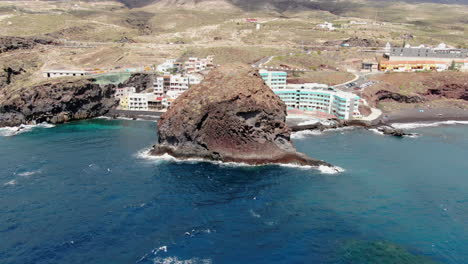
xmin=1 ymin=119 xmax=467 ymax=264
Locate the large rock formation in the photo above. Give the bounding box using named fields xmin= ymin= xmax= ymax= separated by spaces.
xmin=0 ymin=78 xmax=117 ymax=127
xmin=151 ymin=64 xmax=331 ymax=167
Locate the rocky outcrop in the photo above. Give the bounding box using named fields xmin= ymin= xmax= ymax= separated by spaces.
xmin=341 ymin=37 xmax=381 ymax=47
xmin=151 ymin=64 xmax=332 ymax=167
xmin=376 ymin=126 xmax=411 ymax=137
xmin=120 ymin=73 xmax=155 ymax=93
xmin=0 ymin=36 xmax=58 ymax=54
xmin=0 ymin=79 xmax=117 ymax=127
xmin=375 ymin=90 xmax=424 ymax=103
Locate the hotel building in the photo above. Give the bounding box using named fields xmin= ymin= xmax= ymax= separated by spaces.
xmin=273 ymin=84 xmax=361 ymax=120
xmin=259 ymin=69 xmax=287 ymax=89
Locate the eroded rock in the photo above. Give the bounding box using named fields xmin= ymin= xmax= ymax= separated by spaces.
xmin=151 ymin=64 xmax=332 ymax=167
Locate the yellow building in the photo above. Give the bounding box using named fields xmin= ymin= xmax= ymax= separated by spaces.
xmin=119 ymin=96 xmax=130 ymax=110
xmin=379 ymin=61 xmax=440 ymax=72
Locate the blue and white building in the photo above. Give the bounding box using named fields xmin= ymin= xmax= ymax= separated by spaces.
xmin=273 ymin=85 xmax=361 ymax=120
xmin=259 ymin=69 xmax=287 ymax=89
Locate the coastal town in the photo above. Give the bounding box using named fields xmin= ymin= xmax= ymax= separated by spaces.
xmin=40 ymin=40 xmax=468 ymax=122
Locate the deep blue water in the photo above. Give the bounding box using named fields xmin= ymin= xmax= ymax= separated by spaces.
xmin=1 ymin=119 xmax=468 ymax=264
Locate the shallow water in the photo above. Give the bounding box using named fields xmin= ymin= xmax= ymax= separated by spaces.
xmin=1 ymin=119 xmax=467 ymax=264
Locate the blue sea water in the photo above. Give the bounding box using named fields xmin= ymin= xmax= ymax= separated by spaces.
xmin=1 ymin=119 xmax=468 ymax=264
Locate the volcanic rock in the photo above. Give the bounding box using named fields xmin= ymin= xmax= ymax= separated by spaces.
xmin=0 ymin=78 xmax=117 ymax=127
xmin=151 ymin=64 xmax=332 ymax=167
xmin=0 ymin=36 xmax=58 ymax=54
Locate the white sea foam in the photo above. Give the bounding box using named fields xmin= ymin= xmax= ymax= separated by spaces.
xmin=17 ymin=170 xmax=41 ymax=177
xmin=95 ymin=116 xmax=112 ymax=120
xmin=369 ymin=128 xmax=384 ymax=135
xmin=0 ymin=123 xmax=55 ymax=137
xmin=318 ymin=165 xmax=345 ymax=174
xmin=249 ymin=209 xmax=261 ymax=218
xmin=291 ymin=130 xmax=322 ymax=139
xmin=136 ymin=148 xmax=345 ymax=174
xmin=3 ymin=180 xmax=17 ymax=186
xmin=391 ymin=120 xmax=468 ymax=130
xmin=152 ymin=257 xmax=212 ymax=264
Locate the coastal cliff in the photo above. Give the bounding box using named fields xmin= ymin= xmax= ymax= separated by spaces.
xmin=152 ymin=64 xmax=331 ymax=167
xmin=0 ymin=78 xmax=117 ymax=127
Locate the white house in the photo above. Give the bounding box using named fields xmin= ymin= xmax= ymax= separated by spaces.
xmin=184 ymin=56 xmax=214 ymax=73
xmin=43 ymin=70 xmax=90 ymax=78
xmin=156 ymin=59 xmax=178 ymax=74
xmin=153 ymin=74 xmax=202 ymax=97
xmin=120 ymin=93 xmax=156 ymax=111
xmin=317 ymin=22 xmax=336 ymax=31
xmin=115 ymin=87 xmax=136 ymax=99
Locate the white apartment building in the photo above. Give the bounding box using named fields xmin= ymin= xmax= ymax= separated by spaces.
xmin=120 ymin=93 xmax=156 ymax=111
xmin=259 ymin=69 xmax=287 ymax=89
xmin=115 ymin=87 xmax=136 ymax=99
xmin=273 ymin=85 xmax=361 ymax=120
xmin=184 ymin=56 xmax=214 ymax=73
xmin=153 ymin=74 xmax=202 ymax=97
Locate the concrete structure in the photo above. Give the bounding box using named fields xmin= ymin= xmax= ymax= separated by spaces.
xmin=156 ymin=59 xmax=179 ymax=74
xmin=381 ymin=44 xmax=468 ymax=72
xmin=115 ymin=87 xmax=136 ymax=99
xmin=273 ymin=85 xmax=361 ymax=120
xmin=259 ymin=69 xmax=287 ymax=89
xmin=317 ymin=22 xmax=336 ymax=31
xmin=184 ymin=56 xmax=214 ymax=73
xmin=154 ymin=74 xmax=202 ymax=97
xmin=43 ymin=70 xmax=90 ymax=78
xmin=120 ymin=93 xmax=156 ymax=111
xmin=361 ymin=61 xmax=379 ymax=72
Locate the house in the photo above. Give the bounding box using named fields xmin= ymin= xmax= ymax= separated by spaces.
xmin=43 ymin=70 xmax=90 ymax=78
xmin=246 ymin=18 xmax=258 ymax=23
xmin=119 ymin=93 xmax=155 ymax=111
xmin=184 ymin=56 xmax=214 ymax=73
xmin=361 ymin=61 xmax=379 ymax=72
xmin=156 ymin=59 xmax=179 ymax=74
xmin=153 ymin=74 xmax=202 ymax=97
xmin=317 ymin=22 xmax=336 ymax=31
xmin=115 ymin=87 xmax=136 ymax=99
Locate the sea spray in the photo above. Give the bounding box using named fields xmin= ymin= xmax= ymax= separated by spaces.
xmin=391 ymin=120 xmax=468 ymax=130
xmin=135 ymin=148 xmax=345 ymax=174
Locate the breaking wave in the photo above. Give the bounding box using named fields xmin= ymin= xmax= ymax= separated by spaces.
xmin=291 ymin=126 xmax=355 ymax=139
xmin=3 ymin=180 xmax=17 ymax=186
xmin=17 ymin=170 xmax=41 ymax=177
xmin=152 ymin=257 xmax=212 ymax=264
xmin=291 ymin=130 xmax=322 ymax=139
xmin=0 ymin=123 xmax=55 ymax=137
xmin=135 ymin=148 xmax=345 ymax=174
xmin=391 ymin=120 xmax=468 ymax=130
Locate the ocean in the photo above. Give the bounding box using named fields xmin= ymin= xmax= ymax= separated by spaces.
xmin=1 ymin=119 xmax=467 ymax=264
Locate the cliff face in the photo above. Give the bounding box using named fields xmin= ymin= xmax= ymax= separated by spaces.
xmin=152 ymin=64 xmax=330 ymax=167
xmin=0 ymin=79 xmax=117 ymax=127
